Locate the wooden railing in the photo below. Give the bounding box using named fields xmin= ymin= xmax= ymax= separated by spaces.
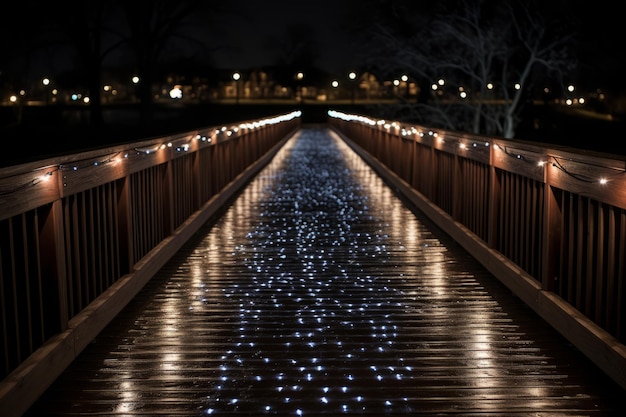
xmin=0 ymin=111 xmax=301 ymax=416
xmin=328 ymin=110 xmax=626 ymax=390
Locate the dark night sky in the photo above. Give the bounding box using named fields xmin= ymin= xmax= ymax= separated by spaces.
xmin=5 ymin=0 xmax=624 ymax=92
xmin=207 ymin=0 xmax=624 ymax=90
xmin=560 ymin=0 xmax=625 ymax=90
xmin=210 ymin=0 xmax=364 ymax=73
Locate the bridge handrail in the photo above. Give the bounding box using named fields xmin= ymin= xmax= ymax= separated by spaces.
xmin=328 ymin=110 xmax=626 ymax=390
xmin=0 ymin=111 xmax=301 ymax=417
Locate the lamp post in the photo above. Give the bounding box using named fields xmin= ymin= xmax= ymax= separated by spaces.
xmin=348 ymin=71 xmax=357 ymax=104
xmin=331 ymin=80 xmax=339 ymax=101
xmin=131 ymin=76 xmax=140 ymax=103
xmin=232 ymin=72 xmax=241 ymax=104
xmin=295 ymin=72 xmax=304 ymax=103
xmin=42 ymin=77 xmax=50 ymax=105
xmin=401 ymin=74 xmax=409 ymax=99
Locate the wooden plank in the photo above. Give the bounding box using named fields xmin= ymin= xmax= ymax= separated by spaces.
xmin=542 ymin=186 xmax=560 ymax=292
xmin=0 ymin=325 xmax=75 ymax=417
xmin=451 ymin=133 xmax=491 ymax=164
xmin=0 ymin=131 xmax=296 ymax=417
xmin=546 ymin=153 xmax=626 ymax=209
xmin=336 ymin=128 xmax=626 ymax=392
xmin=492 ymin=142 xmax=545 ymax=182
xmin=21 ymin=128 xmax=626 ymax=417
xmin=0 ymin=167 xmax=60 ymax=222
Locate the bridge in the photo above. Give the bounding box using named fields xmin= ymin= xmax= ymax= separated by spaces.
xmin=1 ymin=111 xmax=625 ymax=416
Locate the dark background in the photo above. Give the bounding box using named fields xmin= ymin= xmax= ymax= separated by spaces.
xmin=1 ymin=0 xmax=625 ymax=167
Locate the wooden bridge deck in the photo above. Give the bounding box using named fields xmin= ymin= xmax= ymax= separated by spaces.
xmin=24 ymin=127 xmax=625 ymax=416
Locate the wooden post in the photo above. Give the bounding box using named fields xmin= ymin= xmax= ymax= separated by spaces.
xmin=542 ymin=162 xmax=561 ymax=292
xmin=39 ymin=199 xmax=68 ymax=333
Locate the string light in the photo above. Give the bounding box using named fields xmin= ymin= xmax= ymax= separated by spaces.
xmin=497 ymin=144 xmax=529 ymax=162
xmin=59 ymin=152 xmax=122 ymax=172
xmin=494 ymin=144 xmax=547 ymax=167
xmin=328 ymin=110 xmax=623 ymax=187
xmin=551 ymin=156 xmax=625 ymax=184
xmin=0 ymin=168 xmax=58 ymax=196
xmin=134 ymin=144 xmax=161 ymax=155
xmin=0 ymin=111 xmax=301 ymax=197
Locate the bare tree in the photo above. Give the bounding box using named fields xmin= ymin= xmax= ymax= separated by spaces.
xmin=3 ymin=0 xmax=123 ymax=126
xmin=50 ymin=0 xmax=122 ymax=126
xmin=265 ymin=23 xmax=322 ymax=94
xmin=117 ymin=0 xmax=222 ymax=125
xmin=363 ymin=0 xmax=574 ymax=138
xmin=8 ymin=0 xmax=222 ymax=129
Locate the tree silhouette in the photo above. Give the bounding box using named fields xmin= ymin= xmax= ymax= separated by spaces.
xmin=265 ymin=23 xmax=322 ymax=91
xmin=117 ymin=0 xmax=218 ymax=125
xmin=1 ymin=0 xmax=123 ymax=126
xmin=52 ymin=0 xmax=123 ymax=126
xmin=363 ymin=0 xmax=575 ymax=138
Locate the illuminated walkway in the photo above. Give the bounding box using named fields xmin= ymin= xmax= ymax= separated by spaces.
xmin=24 ymin=127 xmax=625 ymax=416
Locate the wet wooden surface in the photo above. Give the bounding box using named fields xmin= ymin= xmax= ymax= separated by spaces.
xmin=24 ymin=127 xmax=625 ymax=416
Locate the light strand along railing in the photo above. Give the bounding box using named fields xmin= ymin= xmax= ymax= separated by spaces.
xmin=0 ymin=111 xmax=301 ymax=417
xmin=327 ymin=110 xmax=626 ymax=391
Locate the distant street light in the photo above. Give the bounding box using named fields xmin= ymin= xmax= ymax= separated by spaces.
xmin=131 ymin=76 xmax=140 ymax=102
xmin=42 ymin=77 xmax=51 ymax=105
xmin=401 ymin=74 xmax=409 ymax=98
xmin=432 ymin=79 xmax=444 ymax=96
xmin=169 ymin=86 xmax=183 ymax=99
xmin=348 ymin=72 xmax=357 ymax=104
xmin=232 ymin=72 xmax=241 ymax=104
xmin=295 ymin=72 xmax=304 ymax=103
